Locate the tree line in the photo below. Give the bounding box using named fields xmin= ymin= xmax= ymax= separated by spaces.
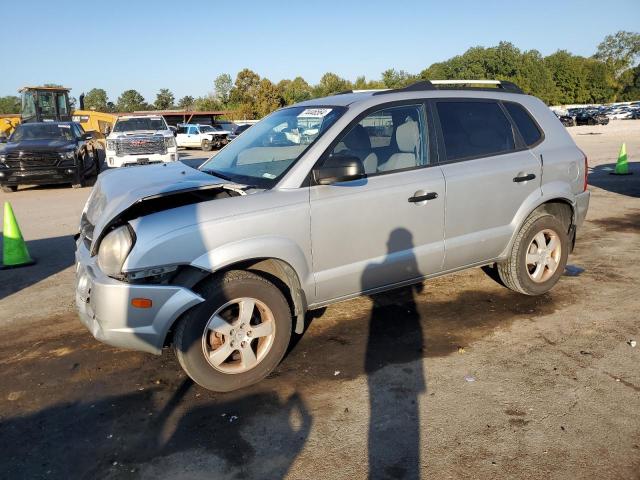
xmin=1 ymin=31 xmax=638 ymax=117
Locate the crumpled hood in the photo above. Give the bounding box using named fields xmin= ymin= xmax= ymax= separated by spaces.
xmin=83 ymin=162 xmax=233 ymax=246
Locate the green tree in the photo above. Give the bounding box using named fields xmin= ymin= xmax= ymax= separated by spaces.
xmin=154 ymin=88 xmax=175 ymax=110
xmin=255 ymin=79 xmax=283 ymax=117
xmin=177 ymin=95 xmax=195 ymax=110
xmin=116 ymin=89 xmax=147 ymax=112
xmin=194 ymin=95 xmax=223 ymax=111
xmin=229 ymin=69 xmax=261 ymax=106
xmin=381 ymin=69 xmax=416 ymax=88
xmin=214 ymin=73 xmax=233 ymax=104
xmin=619 ymin=65 xmax=640 ymax=101
xmin=278 ymin=76 xmax=312 ymax=105
xmin=0 ymin=96 xmax=21 ymax=114
xmin=314 ymin=72 xmax=352 ymax=97
xmin=83 ymin=88 xmax=109 ymax=111
xmin=594 ymin=30 xmax=640 ymax=75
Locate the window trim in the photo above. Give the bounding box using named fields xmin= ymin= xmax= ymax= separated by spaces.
xmin=500 ymin=100 xmax=545 ymax=149
xmin=308 ymin=99 xmax=437 ymax=186
xmin=430 ymin=97 xmax=530 ymax=165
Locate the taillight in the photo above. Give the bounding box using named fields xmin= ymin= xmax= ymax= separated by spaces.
xmin=580 ymin=148 xmax=588 ymax=191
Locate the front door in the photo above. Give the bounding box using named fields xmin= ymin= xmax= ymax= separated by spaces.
xmin=310 ymin=103 xmax=446 ymax=303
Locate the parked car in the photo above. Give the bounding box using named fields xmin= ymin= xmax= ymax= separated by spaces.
xmin=76 ymin=80 xmax=590 ymax=391
xmin=575 ymin=111 xmax=609 ymax=126
xmin=0 ymin=121 xmax=100 ymax=192
xmin=554 ymin=111 xmax=575 ymax=127
xmin=227 ymin=123 xmax=252 ymax=141
xmin=175 ymin=124 xmax=230 ymax=151
xmin=105 ymin=115 xmax=178 ymax=168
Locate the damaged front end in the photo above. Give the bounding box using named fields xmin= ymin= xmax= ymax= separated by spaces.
xmin=77 ymin=162 xmax=254 ymax=284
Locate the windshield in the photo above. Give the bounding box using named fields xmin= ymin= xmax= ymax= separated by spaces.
xmin=199 ymin=125 xmax=216 ymax=133
xmin=113 ymin=117 xmax=167 ymax=132
xmin=200 ymin=106 xmax=345 ymax=187
xmin=10 ymin=123 xmax=75 ymax=141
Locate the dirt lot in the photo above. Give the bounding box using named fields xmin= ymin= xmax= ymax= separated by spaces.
xmin=1 ymin=123 xmax=639 ymax=479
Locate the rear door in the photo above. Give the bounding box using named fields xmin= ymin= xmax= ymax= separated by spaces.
xmin=310 ymin=102 xmax=446 ymax=303
xmin=432 ymin=99 xmax=542 ymax=270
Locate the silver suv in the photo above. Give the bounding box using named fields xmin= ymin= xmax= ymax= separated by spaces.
xmin=75 ymin=80 xmax=590 ymax=391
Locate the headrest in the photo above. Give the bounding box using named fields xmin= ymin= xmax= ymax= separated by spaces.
xmin=343 ymin=124 xmax=371 ymax=150
xmin=395 ymin=120 xmax=419 ymax=153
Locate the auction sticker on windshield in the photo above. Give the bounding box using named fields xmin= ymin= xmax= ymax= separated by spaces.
xmin=298 ymin=108 xmax=332 ymax=118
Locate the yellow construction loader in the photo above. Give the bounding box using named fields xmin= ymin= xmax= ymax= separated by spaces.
xmin=0 ymin=86 xmax=116 ymax=142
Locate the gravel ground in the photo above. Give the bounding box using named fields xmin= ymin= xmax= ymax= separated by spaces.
xmin=0 ymin=122 xmax=639 ymax=479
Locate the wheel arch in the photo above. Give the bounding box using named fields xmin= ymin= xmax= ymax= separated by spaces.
xmin=162 ymin=256 xmax=309 ymax=349
xmin=502 ymin=195 xmax=576 ymax=259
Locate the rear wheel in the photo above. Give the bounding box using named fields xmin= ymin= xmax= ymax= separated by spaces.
xmin=497 ymin=212 xmax=569 ymax=295
xmin=173 ymin=270 xmax=292 ymax=392
xmin=201 ymin=139 xmax=212 ymax=151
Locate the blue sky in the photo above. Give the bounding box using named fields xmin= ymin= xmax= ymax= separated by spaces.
xmin=2 ymin=0 xmax=639 ymax=102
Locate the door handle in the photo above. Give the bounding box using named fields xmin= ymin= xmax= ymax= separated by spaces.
xmin=513 ymin=173 xmax=536 ymax=183
xmin=408 ymin=192 xmax=438 ymax=203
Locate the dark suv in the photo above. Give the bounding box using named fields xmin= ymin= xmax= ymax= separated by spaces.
xmin=0 ymin=122 xmax=100 ymax=192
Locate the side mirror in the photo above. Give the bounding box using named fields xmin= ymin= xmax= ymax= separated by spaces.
xmin=103 ymin=125 xmax=111 ymax=135
xmin=313 ymin=155 xmax=365 ymax=185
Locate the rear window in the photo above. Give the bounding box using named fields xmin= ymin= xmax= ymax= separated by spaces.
xmin=504 ymin=102 xmax=542 ymax=146
xmin=436 ymin=101 xmax=515 ymax=161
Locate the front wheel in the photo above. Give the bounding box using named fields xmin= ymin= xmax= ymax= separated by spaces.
xmin=497 ymin=213 xmax=569 ymax=295
xmin=201 ymin=139 xmax=212 ymax=151
xmin=173 ymin=270 xmax=292 ymax=392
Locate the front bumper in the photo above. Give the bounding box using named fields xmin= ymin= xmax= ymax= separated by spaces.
xmin=575 ymin=190 xmax=590 ymax=228
xmin=0 ymin=166 xmax=78 ymax=185
xmin=105 ymin=151 xmax=179 ymax=168
xmin=74 ymin=238 xmax=203 ymax=355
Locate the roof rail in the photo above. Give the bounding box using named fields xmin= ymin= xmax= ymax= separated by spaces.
xmin=373 ymin=79 xmax=524 ymax=96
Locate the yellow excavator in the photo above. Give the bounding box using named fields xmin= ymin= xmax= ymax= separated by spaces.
xmin=0 ymin=86 xmax=116 ymax=142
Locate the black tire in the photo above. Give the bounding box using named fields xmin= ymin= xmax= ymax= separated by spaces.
xmin=497 ymin=212 xmax=569 ymax=295
xmin=173 ymin=270 xmax=292 ymax=392
xmin=201 ymin=139 xmax=212 ymax=151
xmin=1 ymin=185 xmax=17 ymax=193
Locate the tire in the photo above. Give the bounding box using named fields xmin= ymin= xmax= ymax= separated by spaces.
xmin=173 ymin=270 xmax=292 ymax=392
xmin=1 ymin=185 xmax=17 ymax=193
xmin=201 ymin=139 xmax=212 ymax=151
xmin=497 ymin=212 xmax=569 ymax=296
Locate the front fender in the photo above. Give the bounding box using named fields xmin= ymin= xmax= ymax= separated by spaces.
xmin=190 ymin=235 xmax=314 ymax=301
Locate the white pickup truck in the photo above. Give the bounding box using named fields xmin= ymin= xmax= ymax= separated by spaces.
xmin=105 ymin=115 xmax=179 ymax=168
xmin=175 ymin=124 xmax=231 ymax=151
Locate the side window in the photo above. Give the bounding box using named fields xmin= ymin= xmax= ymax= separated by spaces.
xmin=436 ymin=101 xmax=515 ymax=162
xmin=73 ymin=124 xmax=84 ymax=138
xmin=328 ymin=104 xmax=427 ymax=175
xmin=177 ymin=126 xmax=187 ymax=134
xmin=503 ymin=102 xmax=542 ymax=146
xmin=188 ymin=126 xmax=198 ymax=135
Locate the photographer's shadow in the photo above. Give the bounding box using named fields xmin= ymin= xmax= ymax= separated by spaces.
xmin=362 ymin=228 xmax=426 ymax=479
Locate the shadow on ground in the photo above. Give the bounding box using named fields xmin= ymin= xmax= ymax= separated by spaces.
xmin=589 ymin=162 xmax=640 ymax=198
xmin=0 ymin=235 xmax=75 ymax=301
xmin=0 ymin=272 xmax=574 ymax=477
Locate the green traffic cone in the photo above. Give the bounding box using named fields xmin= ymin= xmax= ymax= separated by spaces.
xmin=611 ymin=143 xmax=632 ymax=175
xmin=2 ymin=202 xmax=35 ymax=269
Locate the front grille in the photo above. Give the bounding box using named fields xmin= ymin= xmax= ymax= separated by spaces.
xmin=115 ymin=137 xmax=166 ymax=156
xmin=5 ymin=151 xmax=61 ymax=169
